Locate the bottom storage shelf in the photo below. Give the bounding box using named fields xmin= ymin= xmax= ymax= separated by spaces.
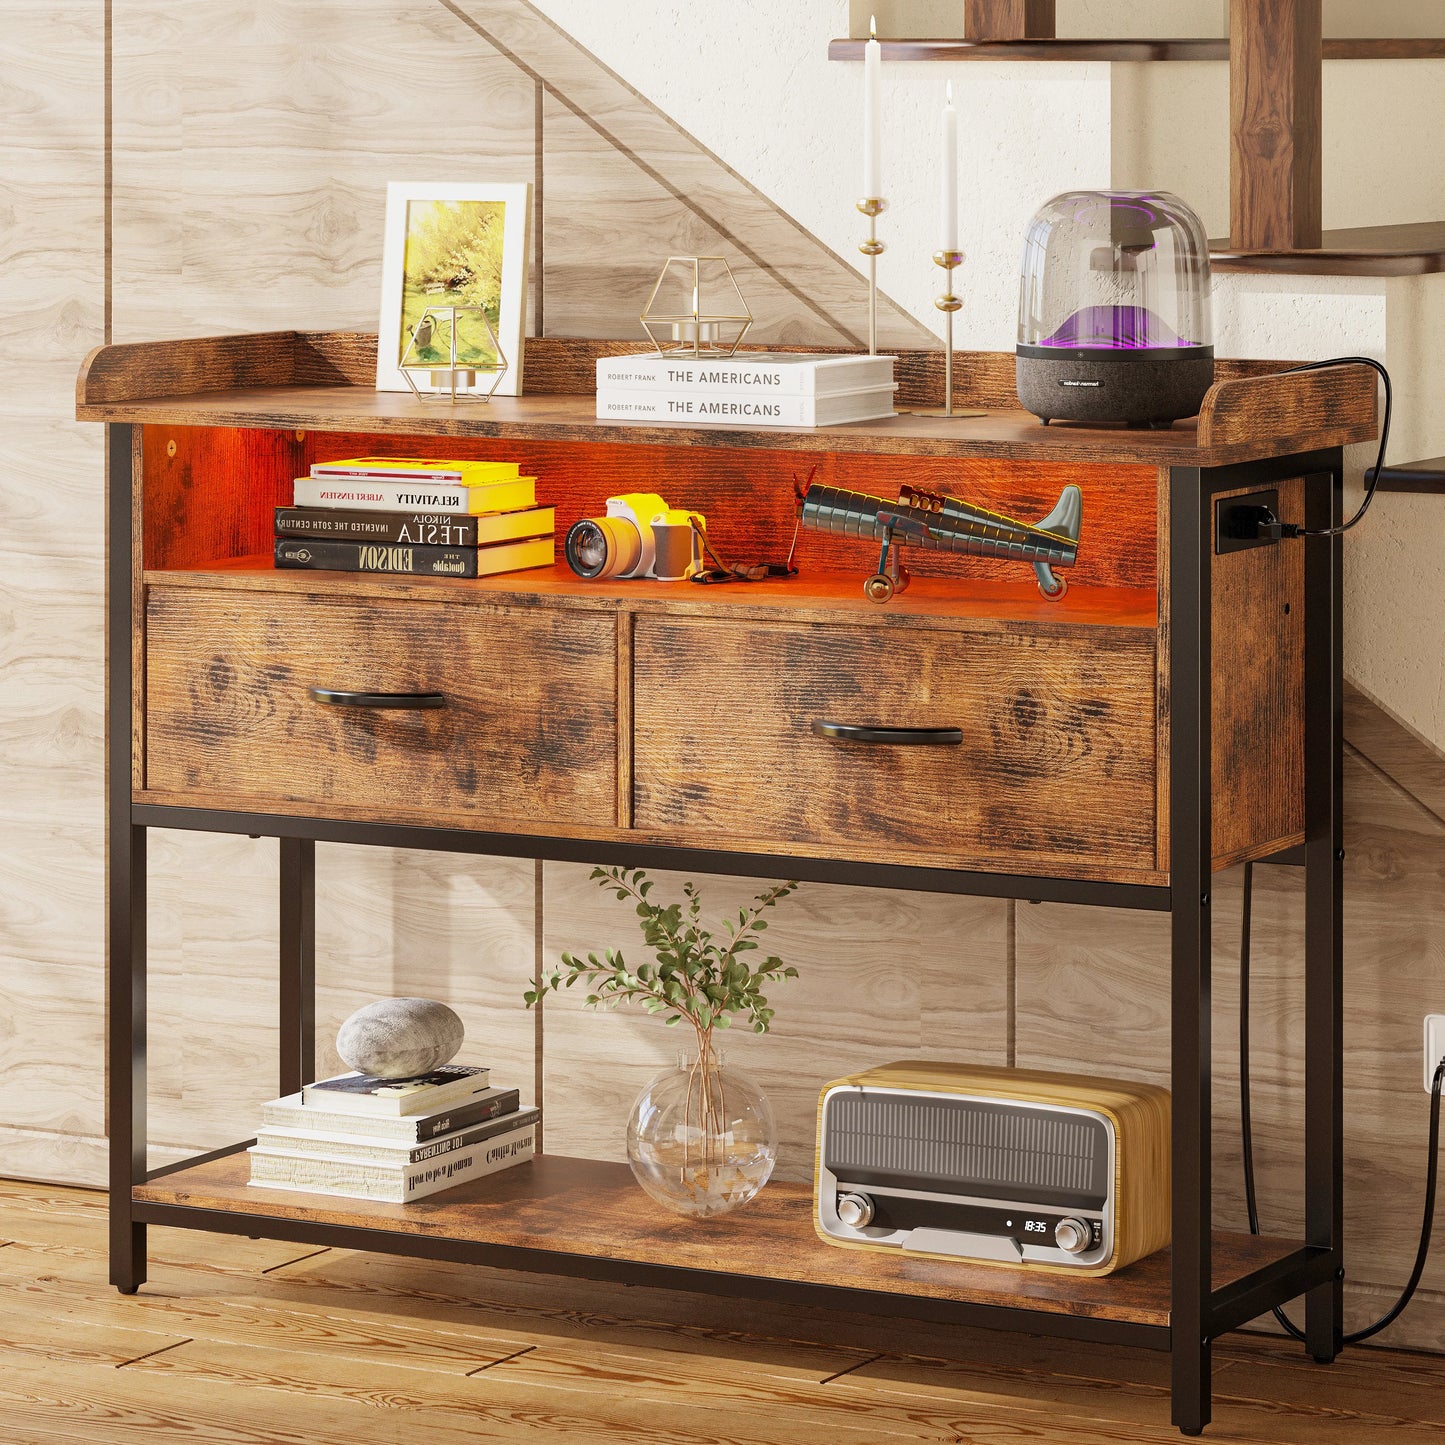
xmin=134 ymin=1153 xmax=1300 ymax=1337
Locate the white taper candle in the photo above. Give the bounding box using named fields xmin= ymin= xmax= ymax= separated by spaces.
xmin=863 ymin=16 xmax=882 ymax=198
xmin=940 ymin=80 xmax=958 ymax=252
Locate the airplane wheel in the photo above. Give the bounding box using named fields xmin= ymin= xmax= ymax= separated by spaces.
xmin=894 ymin=566 xmax=912 ymax=594
xmin=864 ymin=574 xmax=895 ymax=603
xmin=1038 ymin=574 xmax=1068 ymax=601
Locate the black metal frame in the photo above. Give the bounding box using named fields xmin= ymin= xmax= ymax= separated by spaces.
xmin=1165 ymin=448 xmax=1345 ymax=1433
xmin=104 ymin=420 xmax=1346 ymax=1436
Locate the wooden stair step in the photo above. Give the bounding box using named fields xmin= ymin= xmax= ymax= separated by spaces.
xmin=1210 ymin=221 xmax=1445 ymax=277
xmin=1365 ymin=456 xmax=1445 ymax=494
xmin=828 ymin=38 xmax=1445 ymax=63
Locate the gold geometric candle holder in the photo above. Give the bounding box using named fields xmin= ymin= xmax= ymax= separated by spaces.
xmin=640 ymin=256 xmax=753 ymax=358
xmin=400 ymin=304 xmax=509 ymax=402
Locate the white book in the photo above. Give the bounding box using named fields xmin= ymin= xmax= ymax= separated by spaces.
xmin=302 ymin=1065 xmax=494 ymax=1117
xmin=247 ymin=1125 xmax=536 ymax=1204
xmin=595 ymin=386 xmax=896 ymax=429
xmin=596 ymin=352 xmax=895 ymax=396
xmin=261 ymin=1090 xmax=521 ymax=1143
xmin=292 ymin=476 xmax=537 ymax=515
xmin=255 ymin=1106 xmax=541 ymax=1166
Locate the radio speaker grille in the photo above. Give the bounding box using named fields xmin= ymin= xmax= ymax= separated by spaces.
xmin=824 ymin=1092 xmax=1109 ymax=1208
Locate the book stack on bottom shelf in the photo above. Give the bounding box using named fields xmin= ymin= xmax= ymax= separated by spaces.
xmin=249 ymin=1063 xmax=539 ymax=1204
xmin=275 ymin=456 xmax=556 ymax=578
xmin=595 ymin=351 xmax=897 ymax=426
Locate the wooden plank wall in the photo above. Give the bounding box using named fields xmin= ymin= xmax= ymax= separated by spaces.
xmin=0 ymin=5 xmax=108 ymax=1180
xmin=100 ymin=0 xmax=931 ymax=1174
xmin=4 ymin=0 xmax=1445 ymax=1354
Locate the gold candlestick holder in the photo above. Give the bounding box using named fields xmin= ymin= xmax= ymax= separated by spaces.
xmin=856 ymin=197 xmax=886 ymax=356
xmin=904 ymin=249 xmax=983 ymax=420
xmin=934 ymin=248 xmax=963 ymax=416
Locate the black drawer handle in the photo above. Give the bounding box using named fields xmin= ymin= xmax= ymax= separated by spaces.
xmin=310 ymin=688 xmax=447 ymax=710
xmin=811 ymin=721 xmax=962 ymax=746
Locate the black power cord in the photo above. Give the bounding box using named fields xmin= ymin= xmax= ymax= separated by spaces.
xmin=1254 ymin=357 xmax=1393 ymax=541
xmin=1239 ymin=860 xmax=1445 ymax=1344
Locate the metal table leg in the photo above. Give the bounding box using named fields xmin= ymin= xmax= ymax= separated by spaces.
xmin=1304 ymin=451 xmax=1345 ymax=1361
xmin=1168 ymin=464 xmax=1213 ymax=1436
xmin=108 ymin=420 xmax=147 ymax=1294
xmin=279 ymin=837 xmax=316 ymax=1097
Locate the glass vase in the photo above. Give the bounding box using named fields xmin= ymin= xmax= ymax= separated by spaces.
xmin=625 ymin=1043 xmax=776 ymax=1218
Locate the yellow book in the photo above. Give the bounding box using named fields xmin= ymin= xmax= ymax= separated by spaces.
xmin=294 ymin=476 xmax=537 ymax=516
xmin=473 ymin=506 xmax=556 ymax=545
xmin=475 ymin=536 xmax=556 ymax=578
xmin=310 ymin=456 xmax=522 ymax=485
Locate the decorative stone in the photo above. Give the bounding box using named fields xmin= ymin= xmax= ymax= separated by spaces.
xmin=335 ymin=998 xmax=465 ymax=1080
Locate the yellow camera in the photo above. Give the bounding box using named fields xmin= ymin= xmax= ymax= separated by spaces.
xmin=564 ymin=494 xmax=705 ymax=581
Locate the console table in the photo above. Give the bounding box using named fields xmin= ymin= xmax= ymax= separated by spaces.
xmin=78 ymin=331 xmax=1376 ymax=1436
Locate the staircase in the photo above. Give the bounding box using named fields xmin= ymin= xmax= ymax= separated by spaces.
xmin=832 ymin=0 xmax=1445 ymax=278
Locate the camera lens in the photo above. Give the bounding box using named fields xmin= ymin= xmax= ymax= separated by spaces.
xmin=564 ymin=516 xmax=643 ymax=579
xmin=566 ymin=520 xmax=609 ymax=576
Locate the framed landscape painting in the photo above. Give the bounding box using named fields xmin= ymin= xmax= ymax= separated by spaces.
xmin=375 ymin=181 xmax=532 ymax=397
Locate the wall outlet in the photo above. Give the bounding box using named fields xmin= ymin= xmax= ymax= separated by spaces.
xmin=1425 ymin=1016 xmax=1445 ymax=1093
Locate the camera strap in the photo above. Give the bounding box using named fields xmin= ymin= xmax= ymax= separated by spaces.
xmin=687 ymin=514 xmax=800 ymax=585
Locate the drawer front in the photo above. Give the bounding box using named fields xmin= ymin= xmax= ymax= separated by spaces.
xmin=632 ymin=618 xmax=1156 ymax=872
xmin=145 ymin=587 xmax=618 ymax=824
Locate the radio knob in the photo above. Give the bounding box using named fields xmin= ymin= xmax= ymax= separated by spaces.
xmin=1054 ymin=1217 xmax=1093 ymax=1255
xmin=836 ymin=1193 xmax=874 ymax=1228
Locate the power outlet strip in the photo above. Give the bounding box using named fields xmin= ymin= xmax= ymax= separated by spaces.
xmin=1425 ymin=1015 xmax=1445 ymax=1094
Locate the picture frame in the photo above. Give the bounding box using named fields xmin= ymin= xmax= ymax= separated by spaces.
xmin=375 ymin=181 xmax=532 ymax=398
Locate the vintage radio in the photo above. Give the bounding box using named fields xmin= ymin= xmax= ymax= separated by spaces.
xmin=814 ymin=1061 xmax=1171 ymax=1276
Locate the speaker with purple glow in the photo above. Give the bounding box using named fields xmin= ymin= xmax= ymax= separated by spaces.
xmin=1015 ymin=190 xmax=1214 ymax=428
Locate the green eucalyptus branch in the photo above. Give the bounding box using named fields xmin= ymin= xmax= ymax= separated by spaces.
xmin=524 ymin=867 xmax=800 ymax=1039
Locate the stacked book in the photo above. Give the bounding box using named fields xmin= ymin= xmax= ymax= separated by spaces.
xmin=595 ymin=352 xmax=896 ymax=428
xmin=249 ymin=1063 xmax=539 ymax=1204
xmin=275 ymin=456 xmax=556 ymax=578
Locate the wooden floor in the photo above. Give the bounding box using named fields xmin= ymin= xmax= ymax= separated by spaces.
xmin=2 ymin=1181 xmax=1443 ymax=1443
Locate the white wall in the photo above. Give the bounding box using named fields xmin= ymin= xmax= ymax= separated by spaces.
xmin=1063 ymin=1 xmax=1223 ymax=38
xmin=1347 ymin=275 xmax=1445 ymax=748
xmin=1325 ymin=1 xmax=1445 ymax=38
xmin=533 ymin=0 xmax=1113 ymax=348
xmin=1111 ymin=58 xmax=1445 ymax=239
xmin=538 ymin=2 xmax=1445 ymax=342
xmin=538 ymin=0 xmax=1445 ymax=751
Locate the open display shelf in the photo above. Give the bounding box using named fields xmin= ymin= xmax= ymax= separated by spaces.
xmin=154 ymin=556 xmax=1161 ymax=632
xmin=85 ymin=330 xmax=1371 ymax=1435
xmin=135 ymin=1150 xmax=1312 ymax=1347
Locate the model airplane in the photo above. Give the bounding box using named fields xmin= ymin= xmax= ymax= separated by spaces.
xmin=798 ymin=479 xmax=1083 ymax=602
